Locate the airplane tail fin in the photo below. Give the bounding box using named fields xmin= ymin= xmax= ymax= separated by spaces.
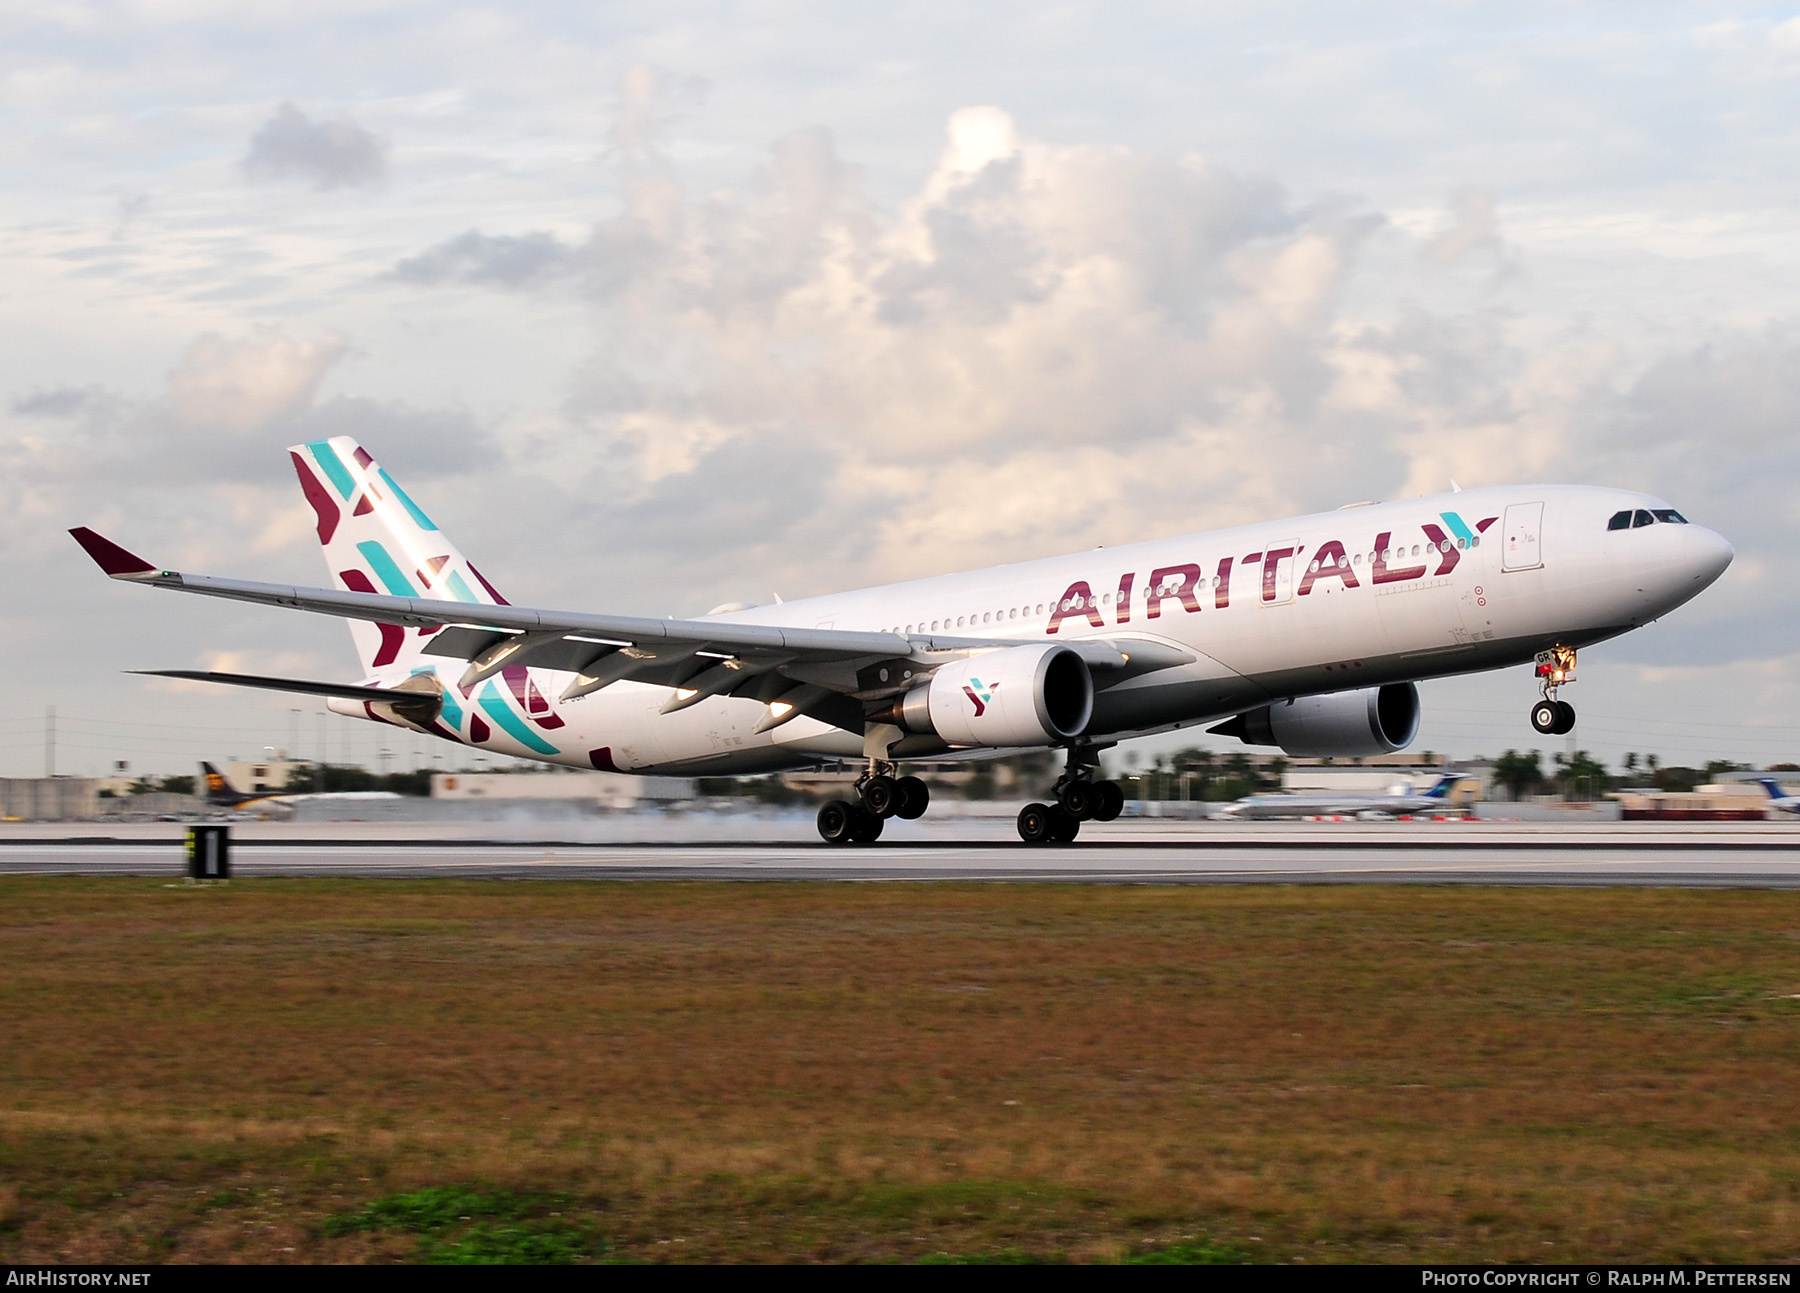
xmin=199 ymin=761 xmax=248 ymax=806
xmin=1758 ymin=776 xmax=1788 ymax=801
xmin=1422 ymin=774 xmax=1460 ymax=799
xmin=287 ymin=438 xmax=508 ymax=676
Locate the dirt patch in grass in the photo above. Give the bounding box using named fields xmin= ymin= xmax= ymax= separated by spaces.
xmin=1 ymin=878 xmax=1798 ymax=1262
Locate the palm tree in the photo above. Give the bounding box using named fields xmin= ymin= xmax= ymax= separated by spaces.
xmin=1493 ymin=749 xmax=1543 ymax=801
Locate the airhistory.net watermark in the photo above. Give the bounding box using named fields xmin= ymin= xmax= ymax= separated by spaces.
xmin=6 ymin=1275 xmax=151 ymax=1287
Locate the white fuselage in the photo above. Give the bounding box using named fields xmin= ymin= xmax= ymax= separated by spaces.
xmin=1220 ymin=785 xmax=1460 ymax=820
xmin=339 ymin=483 xmax=1733 ymax=775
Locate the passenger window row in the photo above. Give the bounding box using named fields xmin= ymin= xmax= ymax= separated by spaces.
xmin=895 ymin=604 xmax=1049 ymax=635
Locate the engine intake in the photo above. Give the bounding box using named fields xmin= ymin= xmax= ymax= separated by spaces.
xmin=1210 ymin=683 xmax=1420 ymax=758
xmin=888 ymin=645 xmax=1093 ymax=748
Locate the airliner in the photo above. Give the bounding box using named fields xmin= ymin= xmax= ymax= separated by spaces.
xmin=199 ymin=761 xmax=401 ymax=814
xmin=71 ymin=438 xmax=1733 ymax=845
xmin=1755 ymin=778 xmax=1800 ymax=815
xmin=1220 ymin=773 xmax=1467 ymax=820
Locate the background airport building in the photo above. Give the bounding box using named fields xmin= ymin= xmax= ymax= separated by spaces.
xmin=0 ymin=758 xmax=1792 ymax=822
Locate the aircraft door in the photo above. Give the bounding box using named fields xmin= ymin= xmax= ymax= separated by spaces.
xmin=1501 ymin=502 xmax=1544 ymax=572
xmin=1260 ymin=542 xmax=1301 ymax=605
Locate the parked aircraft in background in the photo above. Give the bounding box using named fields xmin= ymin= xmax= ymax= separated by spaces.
xmin=73 ymin=438 xmax=1731 ymax=844
xmin=1220 ymin=773 xmax=1468 ymax=820
xmin=200 ymin=761 xmax=400 ymax=814
xmin=1755 ymin=777 xmax=1800 ymax=815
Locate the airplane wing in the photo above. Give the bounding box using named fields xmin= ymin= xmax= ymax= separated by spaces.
xmin=71 ymin=528 xmax=1187 ymax=731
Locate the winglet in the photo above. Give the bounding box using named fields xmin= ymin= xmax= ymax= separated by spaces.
xmin=69 ymin=527 xmax=159 ymax=578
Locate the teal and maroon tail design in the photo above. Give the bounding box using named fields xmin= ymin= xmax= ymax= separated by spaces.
xmin=289 ymin=437 xmax=506 ymax=676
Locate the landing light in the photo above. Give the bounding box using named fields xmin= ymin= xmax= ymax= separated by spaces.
xmin=769 ymin=702 xmax=794 ymax=718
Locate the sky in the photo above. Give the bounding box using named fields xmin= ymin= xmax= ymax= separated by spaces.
xmin=4 ymin=1 xmax=1799 ymax=780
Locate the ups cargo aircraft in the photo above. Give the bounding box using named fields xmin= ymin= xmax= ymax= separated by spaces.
xmin=71 ymin=437 xmax=1733 ymax=845
xmin=199 ymin=761 xmax=401 ymax=814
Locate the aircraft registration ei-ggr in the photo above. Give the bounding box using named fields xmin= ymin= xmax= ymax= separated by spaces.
xmin=71 ymin=437 xmax=1733 ymax=844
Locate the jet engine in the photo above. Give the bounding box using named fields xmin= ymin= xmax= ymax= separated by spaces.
xmin=1210 ymin=683 xmax=1420 ymax=758
xmin=886 ymin=645 xmax=1093 ymax=748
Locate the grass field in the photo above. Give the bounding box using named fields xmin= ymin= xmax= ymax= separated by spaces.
xmin=2 ymin=877 xmax=1799 ymax=1264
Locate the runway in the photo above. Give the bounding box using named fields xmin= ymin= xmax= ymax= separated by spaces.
xmin=4 ymin=818 xmax=1800 ymax=885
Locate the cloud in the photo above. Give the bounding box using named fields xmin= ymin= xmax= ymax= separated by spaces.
xmin=608 ymin=62 xmax=708 ymax=160
xmin=284 ymin=397 xmax=492 ymax=479
xmin=1423 ymin=188 xmax=1502 ymax=267
xmin=12 ymin=385 xmax=116 ymax=419
xmin=242 ymin=102 xmax=386 ymax=190
xmin=166 ymin=327 xmax=349 ymax=434
xmin=393 ymin=230 xmax=578 ymax=289
xmin=1617 ymin=332 xmax=1800 ymax=455
xmin=0 ymin=327 xmax=493 ymax=512
xmin=381 ymin=108 xmax=1422 ymax=601
xmin=110 ymin=192 xmax=147 ymax=241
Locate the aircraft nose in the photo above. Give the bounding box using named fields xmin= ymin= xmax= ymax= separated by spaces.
xmin=1686 ymin=524 xmax=1734 ymax=590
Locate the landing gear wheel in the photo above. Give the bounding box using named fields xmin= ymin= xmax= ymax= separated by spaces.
xmin=1530 ymin=700 xmax=1560 ymax=735
xmin=1058 ymin=780 xmax=1095 ymax=820
xmin=1047 ymin=805 xmax=1081 ymax=843
xmin=817 ymin=799 xmax=856 ymax=845
xmin=848 ymin=808 xmax=884 ymax=844
xmin=894 ymin=775 xmax=930 ymax=820
xmin=1017 ymin=802 xmax=1053 ymax=845
xmin=1553 ymin=700 xmax=1576 ymax=735
xmin=862 ymin=774 xmax=899 ymax=818
xmin=1092 ymin=780 xmax=1125 ymax=822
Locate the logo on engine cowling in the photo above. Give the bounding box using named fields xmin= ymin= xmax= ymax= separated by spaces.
xmin=962 ymin=678 xmax=997 ymax=717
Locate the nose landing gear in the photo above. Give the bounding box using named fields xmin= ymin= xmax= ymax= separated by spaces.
xmin=1529 ymin=645 xmax=1578 ymax=736
xmin=1016 ymin=745 xmax=1126 ymax=844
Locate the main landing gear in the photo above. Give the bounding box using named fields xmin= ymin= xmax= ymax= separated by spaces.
xmin=1529 ymin=644 xmax=1578 ymax=736
xmin=1016 ymin=746 xmax=1125 ymax=845
xmin=816 ymin=764 xmax=930 ymax=845
xmin=815 ymin=746 xmax=1127 ymax=847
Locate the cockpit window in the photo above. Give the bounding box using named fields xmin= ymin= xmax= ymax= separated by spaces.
xmin=1610 ymin=507 xmax=1690 ymax=530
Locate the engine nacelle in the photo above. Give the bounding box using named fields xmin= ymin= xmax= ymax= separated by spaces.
xmin=1212 ymin=683 xmax=1420 ymax=758
xmin=892 ymin=645 xmax=1094 ymax=748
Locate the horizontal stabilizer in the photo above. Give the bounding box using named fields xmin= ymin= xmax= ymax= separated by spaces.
xmin=131 ymin=670 xmax=425 ymax=704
